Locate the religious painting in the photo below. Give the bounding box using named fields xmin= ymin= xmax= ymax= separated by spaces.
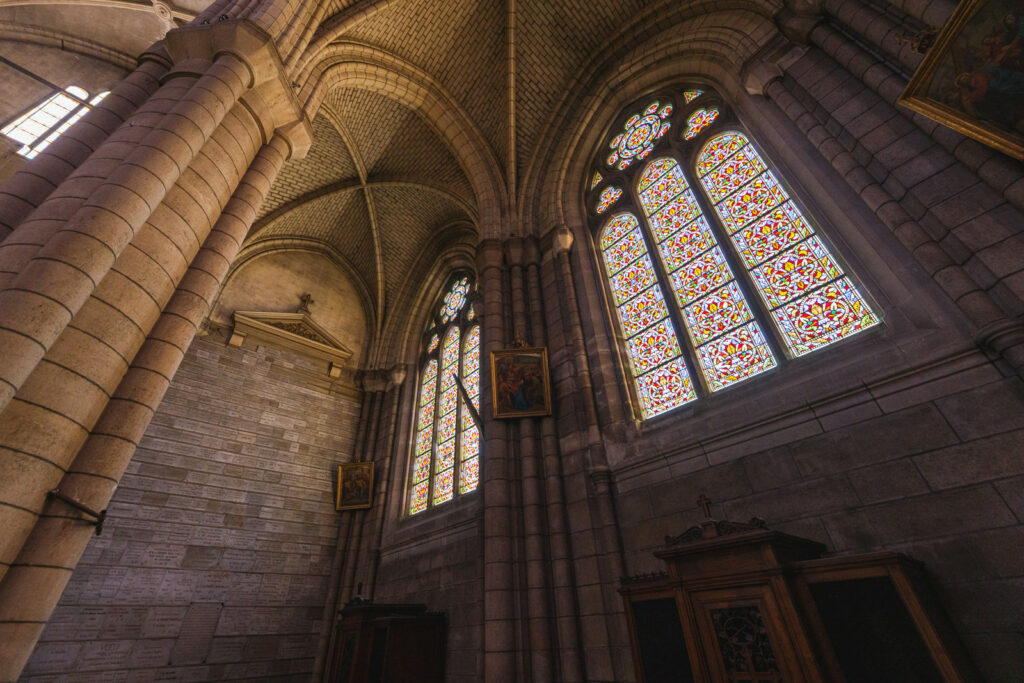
xmin=490 ymin=347 xmax=552 ymax=418
xmin=336 ymin=462 xmax=374 ymax=511
xmin=900 ymin=0 xmax=1024 ymax=159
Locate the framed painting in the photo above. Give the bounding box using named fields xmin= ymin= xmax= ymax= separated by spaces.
xmin=490 ymin=347 xmax=552 ymax=418
xmin=899 ymin=0 xmax=1024 ymax=159
xmin=336 ymin=461 xmax=374 ymax=511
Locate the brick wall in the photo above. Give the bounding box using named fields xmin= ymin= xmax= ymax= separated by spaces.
xmin=21 ymin=333 xmax=361 ymax=682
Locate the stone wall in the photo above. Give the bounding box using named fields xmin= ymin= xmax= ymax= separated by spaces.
xmin=21 ymin=333 xmax=361 ymax=682
xmin=614 ymin=358 xmax=1024 ymax=682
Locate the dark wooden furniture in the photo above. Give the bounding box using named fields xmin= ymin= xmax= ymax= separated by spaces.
xmin=620 ymin=516 xmax=979 ymax=683
xmin=326 ymin=601 xmax=446 ymax=683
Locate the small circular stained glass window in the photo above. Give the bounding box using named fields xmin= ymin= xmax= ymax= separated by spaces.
xmin=439 ymin=276 xmax=471 ymax=323
xmin=607 ymin=101 xmax=673 ymax=170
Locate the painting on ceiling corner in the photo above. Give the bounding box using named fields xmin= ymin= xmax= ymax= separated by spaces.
xmin=899 ymin=0 xmax=1024 ymax=160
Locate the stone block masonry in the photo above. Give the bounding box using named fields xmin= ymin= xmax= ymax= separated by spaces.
xmin=22 ymin=333 xmax=361 ymax=682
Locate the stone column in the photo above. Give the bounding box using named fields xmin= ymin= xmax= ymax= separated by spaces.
xmin=478 ymin=237 xmax=518 ymax=682
xmin=0 ymin=48 xmax=254 ymax=411
xmin=531 ymin=233 xmax=586 ymax=682
xmin=507 ymin=237 xmax=555 ymax=682
xmin=551 ymin=226 xmax=631 ymax=681
xmin=0 ymin=47 xmax=171 ymax=240
xmin=0 ymin=133 xmax=292 ymax=681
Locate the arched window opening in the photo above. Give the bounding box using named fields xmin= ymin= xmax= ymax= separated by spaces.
xmin=588 ymin=88 xmax=879 ymax=420
xmin=1 ymin=87 xmax=108 ymax=159
xmin=408 ymin=275 xmax=481 ymax=515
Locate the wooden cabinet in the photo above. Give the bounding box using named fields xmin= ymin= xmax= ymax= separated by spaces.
xmin=326 ymin=602 xmax=446 ymax=683
xmin=621 ymin=518 xmax=979 ymax=683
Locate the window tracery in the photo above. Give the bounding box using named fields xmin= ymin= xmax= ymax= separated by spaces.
xmin=588 ymin=87 xmax=879 ymax=420
xmin=408 ymin=275 xmax=480 ymax=514
xmin=1 ymin=86 xmax=109 ymax=159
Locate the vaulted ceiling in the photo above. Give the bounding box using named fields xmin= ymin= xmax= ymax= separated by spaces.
xmin=0 ymin=0 xmax=782 ymax=358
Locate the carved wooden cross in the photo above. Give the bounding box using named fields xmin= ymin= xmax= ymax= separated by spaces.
xmin=697 ymin=494 xmax=713 ymax=519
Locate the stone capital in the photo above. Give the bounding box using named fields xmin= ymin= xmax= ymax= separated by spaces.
xmin=165 ymin=19 xmax=312 ymax=159
xmin=551 ymin=225 xmax=574 ymax=256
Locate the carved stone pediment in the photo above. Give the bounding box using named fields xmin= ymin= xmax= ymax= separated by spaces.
xmin=228 ymin=311 xmax=353 ymax=377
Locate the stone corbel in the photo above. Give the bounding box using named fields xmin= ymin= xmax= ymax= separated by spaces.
xmin=357 ymin=365 xmax=409 ymax=393
xmin=551 ymin=225 xmax=574 ymax=256
xmin=741 ymin=35 xmax=808 ymax=96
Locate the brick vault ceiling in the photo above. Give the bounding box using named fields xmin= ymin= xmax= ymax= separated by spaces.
xmin=0 ymin=0 xmax=781 ymax=322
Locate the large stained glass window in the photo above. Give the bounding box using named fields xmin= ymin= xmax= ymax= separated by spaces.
xmin=408 ymin=275 xmax=481 ymax=514
xmin=1 ymin=86 xmax=108 ymax=159
xmin=588 ymin=87 xmax=878 ymax=419
xmin=696 ymin=132 xmax=878 ymax=354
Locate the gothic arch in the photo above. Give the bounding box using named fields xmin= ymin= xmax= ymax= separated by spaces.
xmin=298 ymin=43 xmax=507 ymax=234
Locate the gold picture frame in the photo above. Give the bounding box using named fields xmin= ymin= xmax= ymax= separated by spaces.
xmin=898 ymin=0 xmax=1024 ymax=160
xmin=490 ymin=347 xmax=552 ymax=418
xmin=336 ymin=461 xmax=374 ymax=511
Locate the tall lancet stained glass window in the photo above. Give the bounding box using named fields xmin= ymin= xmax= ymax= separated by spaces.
xmin=588 ymin=88 xmax=878 ymax=420
xmin=409 ymin=275 xmax=481 ymax=514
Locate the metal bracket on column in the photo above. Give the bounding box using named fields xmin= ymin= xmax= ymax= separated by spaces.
xmin=47 ymin=489 xmax=107 ymax=535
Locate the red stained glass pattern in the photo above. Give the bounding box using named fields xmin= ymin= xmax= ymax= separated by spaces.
xmin=603 ymin=227 xmax=648 ymax=274
xmin=433 ymin=468 xmax=454 ymax=505
xmin=426 ymin=334 xmax=439 ymax=353
xmin=459 ymin=455 xmax=479 ymax=494
xmin=773 ymin=279 xmax=879 ymax=354
xmin=751 ymin=237 xmax=843 ymax=308
xmin=638 ymin=157 xmax=775 ymax=391
xmin=717 ymin=173 xmax=787 ymax=230
xmin=684 ymin=108 xmax=719 ymax=140
xmin=635 ymin=358 xmax=696 ymax=416
xmin=610 ymin=255 xmax=658 ymax=305
xmin=639 ymin=163 xmax=689 ymax=213
xmin=702 ymin=145 xmax=766 ymax=201
xmin=413 ymin=454 xmax=431 ymax=482
xmin=626 ymin=320 xmax=682 ymax=375
xmin=683 ymin=282 xmax=753 ymax=346
xmin=596 ymin=186 xmax=622 ymax=214
xmin=696 ymin=323 xmax=777 ymax=391
xmin=649 ymin=193 xmax=703 ymax=242
xmin=459 ymin=325 xmax=481 ymax=494
xmin=696 ymin=132 xmax=746 ymax=175
xmin=619 ymin=286 xmax=670 ymax=337
xmin=591 ymin=171 xmax=603 ymax=189
xmin=600 ymin=212 xmax=696 ymax=417
xmin=697 ymin=131 xmax=878 ymax=357
xmin=607 ymin=101 xmax=673 ymax=170
xmin=669 ymin=247 xmax=732 ymax=305
xmin=440 ymin=276 xmax=470 ymax=322
xmin=600 ymin=213 xmax=639 ymax=249
xmin=410 ymin=481 xmax=428 ymax=514
xmin=659 ymin=217 xmax=716 ymax=269
xmin=639 ymin=158 xmax=679 ymax=191
xmin=437 ymin=438 xmax=455 ymax=470
xmin=683 ymin=89 xmax=704 ymax=103
xmin=731 ymin=202 xmax=813 ymax=268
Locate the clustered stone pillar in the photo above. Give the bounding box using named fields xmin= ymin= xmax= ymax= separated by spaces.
xmin=477 ymin=237 xmax=518 ymax=682
xmin=0 ymin=18 xmax=309 ymax=680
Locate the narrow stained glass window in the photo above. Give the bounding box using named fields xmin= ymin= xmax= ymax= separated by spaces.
xmin=638 ymin=159 xmax=777 ymax=391
xmin=409 ymin=276 xmax=480 ymax=514
xmin=600 ymin=213 xmax=696 ymax=417
xmin=696 ymin=133 xmax=879 ymax=354
xmin=460 ymin=325 xmax=480 ymax=493
xmin=591 ymin=171 xmax=603 ymax=189
xmin=409 ymin=358 xmax=438 ymax=514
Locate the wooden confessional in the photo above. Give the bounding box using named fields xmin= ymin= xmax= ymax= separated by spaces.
xmin=326 ymin=600 xmax=446 ymax=683
xmin=620 ymin=512 xmax=980 ymax=683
